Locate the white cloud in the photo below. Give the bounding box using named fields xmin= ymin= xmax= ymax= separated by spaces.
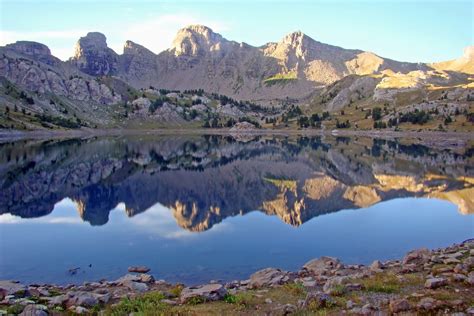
xmin=0 ymin=213 xmax=82 ymax=225
xmin=0 ymin=213 xmax=21 ymax=224
xmin=0 ymin=13 xmax=229 ymax=60
xmin=113 ymin=13 xmax=228 ymax=55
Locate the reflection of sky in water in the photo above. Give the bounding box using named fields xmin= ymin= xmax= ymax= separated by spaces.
xmin=0 ymin=197 xmax=472 ymax=285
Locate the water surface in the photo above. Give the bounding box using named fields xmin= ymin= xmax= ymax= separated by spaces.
xmin=0 ymin=135 xmax=472 ymax=284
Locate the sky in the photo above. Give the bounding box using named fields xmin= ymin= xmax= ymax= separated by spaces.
xmin=0 ymin=0 xmax=472 ymax=62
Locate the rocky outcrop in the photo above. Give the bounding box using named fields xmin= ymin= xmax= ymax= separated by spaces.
xmin=70 ymin=32 xmax=119 ymax=76
xmin=171 ymin=25 xmax=226 ymax=57
xmin=0 ymin=45 xmax=122 ymax=106
xmin=5 ymin=41 xmax=60 ymax=66
xmin=121 ymin=40 xmax=160 ymax=86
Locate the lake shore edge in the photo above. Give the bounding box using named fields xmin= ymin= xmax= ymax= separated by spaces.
xmin=1 ymin=240 xmax=473 ymax=315
xmin=1 ymin=127 xmax=473 ymax=144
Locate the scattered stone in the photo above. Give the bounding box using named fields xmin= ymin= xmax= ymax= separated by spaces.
xmin=345 ymin=283 xmax=362 ymax=291
xmin=346 ymin=300 xmax=354 ymax=309
xmin=74 ymin=306 xmax=89 ymax=314
xmin=128 ymin=266 xmax=150 ymax=273
xmin=240 ymin=279 xmax=250 ymax=286
xmin=417 ymin=297 xmax=440 ymax=311
xmin=467 ymin=272 xmax=474 ymax=286
xmin=161 ymin=299 xmax=177 ymax=306
xmin=424 ymin=277 xmax=447 ymax=289
xmin=19 ymin=304 xmax=48 ymax=316
xmin=302 ymin=279 xmax=316 ymax=287
xmin=444 ymin=257 xmax=461 ymax=264
xmin=47 ymin=294 xmax=69 ymax=306
xmin=361 ymin=303 xmax=376 ymax=314
xmin=281 ymin=304 xmax=297 ymax=315
xmin=115 ymin=274 xmax=141 ymax=284
xmin=369 ymin=260 xmax=383 ymax=271
xmin=452 ymin=274 xmax=467 ymax=282
xmin=403 ymin=248 xmax=431 ymax=265
xmin=430 ymin=255 xmax=443 ymax=264
xmin=323 ymin=276 xmax=348 ymax=294
xmin=265 ymin=298 xmax=273 ymax=304
xmin=139 ymin=274 xmax=154 ymax=283
xmin=209 ymin=279 xmax=222 ymax=284
xmin=454 ymin=264 xmax=468 ymax=274
xmin=125 ymin=281 xmax=148 ymax=293
xmin=249 ymin=268 xmax=289 ymax=288
xmin=303 ymin=257 xmax=341 ymax=276
xmin=0 ymin=280 xmax=26 ymax=297
xmin=301 ymin=292 xmax=334 ymax=309
xmin=389 ymin=298 xmax=411 ymax=313
xmin=68 ymin=291 xmax=99 ymax=307
xmin=17 ymin=298 xmax=36 ymax=306
xmin=180 ymin=284 xmax=227 ymax=303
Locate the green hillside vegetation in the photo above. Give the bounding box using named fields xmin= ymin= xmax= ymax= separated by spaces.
xmin=263 ymin=72 xmax=298 ymax=86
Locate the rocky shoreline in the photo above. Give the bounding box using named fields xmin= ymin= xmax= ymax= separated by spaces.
xmin=1 ymin=241 xmax=473 ymax=315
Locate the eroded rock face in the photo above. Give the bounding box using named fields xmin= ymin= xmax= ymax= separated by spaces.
xmin=0 ymin=51 xmax=121 ymax=105
xmin=6 ymin=41 xmax=60 ymax=66
xmin=172 ymin=25 xmax=225 ymax=57
xmin=71 ymin=32 xmax=119 ymax=76
xmin=180 ymin=284 xmax=227 ymax=303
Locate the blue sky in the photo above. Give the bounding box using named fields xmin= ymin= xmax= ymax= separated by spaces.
xmin=0 ymin=0 xmax=472 ymax=62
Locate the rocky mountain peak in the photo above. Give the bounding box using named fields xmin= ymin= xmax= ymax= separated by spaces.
xmin=5 ymin=41 xmax=61 ymax=66
xmin=71 ymin=31 xmax=118 ymax=76
xmin=171 ymin=24 xmax=225 ymax=56
xmin=6 ymin=41 xmax=52 ymax=56
xmin=74 ymin=32 xmax=108 ymax=55
xmin=123 ymin=40 xmax=154 ymax=56
xmin=281 ymin=31 xmax=314 ymax=49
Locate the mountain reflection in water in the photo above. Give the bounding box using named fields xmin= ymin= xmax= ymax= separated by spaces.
xmin=1 ymin=135 xmax=473 ymax=229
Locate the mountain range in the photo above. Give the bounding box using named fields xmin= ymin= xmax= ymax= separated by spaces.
xmin=0 ymin=25 xmax=473 ymax=131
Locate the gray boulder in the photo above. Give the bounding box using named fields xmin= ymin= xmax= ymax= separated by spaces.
xmin=0 ymin=280 xmax=26 ymax=298
xmin=249 ymin=268 xmax=290 ymax=288
xmin=180 ymin=284 xmax=227 ymax=303
xmin=303 ymin=256 xmax=341 ymax=275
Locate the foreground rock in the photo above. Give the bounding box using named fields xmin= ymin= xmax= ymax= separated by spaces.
xmin=0 ymin=281 xmax=26 ymax=298
xmin=0 ymin=240 xmax=472 ymax=315
xmin=180 ymin=284 xmax=227 ymax=303
xmin=249 ymin=268 xmax=293 ymax=288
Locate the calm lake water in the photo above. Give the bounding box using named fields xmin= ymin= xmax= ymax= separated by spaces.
xmin=0 ymin=134 xmax=473 ymax=285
